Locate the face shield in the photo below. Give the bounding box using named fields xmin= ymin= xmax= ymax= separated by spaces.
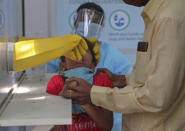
xmin=74 ymin=8 xmax=104 ymax=38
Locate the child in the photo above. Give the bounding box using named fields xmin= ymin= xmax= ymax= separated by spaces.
xmin=47 ymin=39 xmax=113 ymax=131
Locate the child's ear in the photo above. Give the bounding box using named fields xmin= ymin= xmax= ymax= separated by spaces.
xmin=60 ymin=62 xmax=66 ymax=72
xmin=91 ymin=63 xmax=96 ymax=71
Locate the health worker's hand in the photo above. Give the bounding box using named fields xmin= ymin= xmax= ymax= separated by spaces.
xmin=64 ymin=38 xmax=88 ymax=61
xmin=60 ymin=77 xmax=92 ymax=105
xmin=64 ymin=35 xmax=100 ymax=63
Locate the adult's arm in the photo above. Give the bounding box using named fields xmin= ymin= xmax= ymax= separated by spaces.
xmin=91 ymin=18 xmax=185 ymax=113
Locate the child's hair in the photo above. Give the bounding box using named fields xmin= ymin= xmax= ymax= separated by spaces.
xmin=60 ymin=37 xmax=96 ymax=64
xmin=60 ymin=56 xmax=66 ymax=63
xmin=83 ymin=37 xmax=96 ymax=64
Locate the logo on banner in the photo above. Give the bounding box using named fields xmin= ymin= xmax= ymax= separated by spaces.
xmin=109 ymin=10 xmax=130 ymax=31
xmin=69 ymin=11 xmax=77 ymax=29
xmin=0 ymin=10 xmax=5 ymax=29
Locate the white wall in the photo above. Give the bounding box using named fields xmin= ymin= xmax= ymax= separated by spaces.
xmin=0 ymin=0 xmax=22 ymax=37
xmin=24 ymin=0 xmax=49 ymax=37
xmin=24 ymin=0 xmax=57 ymax=38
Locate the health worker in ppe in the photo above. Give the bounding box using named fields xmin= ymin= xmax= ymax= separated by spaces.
xmin=47 ymin=2 xmax=131 ymax=75
xmin=46 ymin=2 xmax=132 ymax=131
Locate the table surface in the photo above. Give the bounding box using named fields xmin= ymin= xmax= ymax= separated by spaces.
xmin=0 ymin=74 xmax=72 ymax=126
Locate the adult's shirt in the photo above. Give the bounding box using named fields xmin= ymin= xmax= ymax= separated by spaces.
xmin=90 ymin=0 xmax=185 ymax=130
xmin=96 ymin=42 xmax=131 ymax=131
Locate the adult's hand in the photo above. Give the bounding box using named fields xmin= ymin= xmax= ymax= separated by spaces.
xmin=96 ymin=68 xmax=116 ymax=81
xmin=96 ymin=68 xmax=127 ymax=88
xmin=60 ymin=77 xmax=92 ymax=105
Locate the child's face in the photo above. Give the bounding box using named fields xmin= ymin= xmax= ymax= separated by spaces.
xmin=61 ymin=50 xmax=95 ymax=71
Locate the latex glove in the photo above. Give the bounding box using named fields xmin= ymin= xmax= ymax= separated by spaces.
xmin=13 ymin=34 xmax=88 ymax=71
xmin=64 ymin=38 xmax=88 ymax=61
xmin=18 ymin=35 xmax=88 ymax=61
xmin=17 ymin=36 xmax=100 ymax=63
xmin=65 ymin=37 xmax=100 ymax=64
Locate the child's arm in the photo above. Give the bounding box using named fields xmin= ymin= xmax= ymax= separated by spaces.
xmin=81 ymin=104 xmax=113 ymax=131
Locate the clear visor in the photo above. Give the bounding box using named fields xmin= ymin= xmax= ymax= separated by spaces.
xmin=74 ymin=8 xmax=104 ymax=38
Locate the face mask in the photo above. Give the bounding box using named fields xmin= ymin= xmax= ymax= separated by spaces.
xmin=61 ymin=67 xmax=94 ymax=113
xmin=75 ymin=22 xmax=102 ymax=39
xmin=62 ymin=67 xmax=93 ymax=84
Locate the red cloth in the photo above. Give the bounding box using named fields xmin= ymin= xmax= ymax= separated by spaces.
xmin=47 ymin=73 xmax=113 ymax=95
xmin=47 ymin=73 xmax=113 ymax=131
